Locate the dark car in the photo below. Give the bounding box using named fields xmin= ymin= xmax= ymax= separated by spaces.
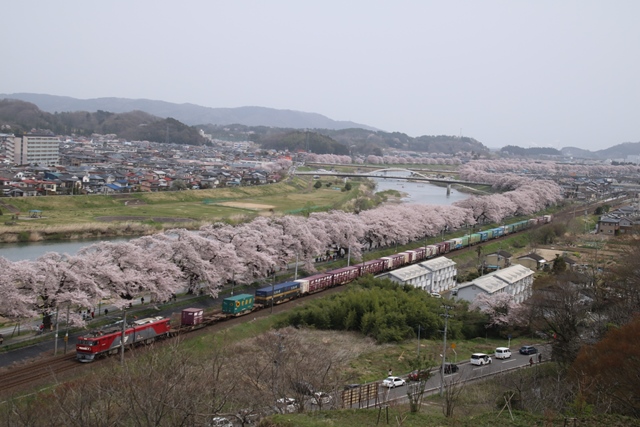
xmin=443 ymin=363 xmax=459 ymax=374
xmin=408 ymin=370 xmax=430 ymax=381
xmin=519 ymin=345 xmax=538 ymax=355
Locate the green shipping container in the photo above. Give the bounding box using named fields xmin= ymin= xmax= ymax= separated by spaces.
xmin=222 ymin=294 xmax=255 ymax=315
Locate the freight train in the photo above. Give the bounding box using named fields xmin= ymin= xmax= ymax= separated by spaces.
xmin=76 ymin=215 xmax=551 ymax=362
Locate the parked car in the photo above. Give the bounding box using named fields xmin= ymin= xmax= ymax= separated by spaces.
xmin=470 ymin=353 xmax=492 ymax=366
xmin=208 ymin=417 xmax=233 ymax=427
xmin=495 ymin=347 xmax=512 ymax=359
xmin=276 ymin=397 xmax=298 ymax=413
xmin=408 ymin=369 xmax=430 ymax=381
xmin=343 ymin=383 xmax=360 ymax=390
xmin=310 ymin=392 xmax=332 ymax=405
xmin=381 ymin=376 xmax=406 ymax=388
xmin=443 ymin=362 xmax=459 ymax=374
xmin=519 ymin=345 xmax=538 ymax=355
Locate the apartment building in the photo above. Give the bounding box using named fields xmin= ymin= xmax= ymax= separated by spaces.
xmin=12 ymin=134 xmax=60 ymax=166
xmin=381 ymin=256 xmax=457 ymax=294
xmin=456 ymin=264 xmax=535 ymax=304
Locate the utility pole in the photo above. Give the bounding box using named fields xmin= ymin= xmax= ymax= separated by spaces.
xmin=440 ymin=305 xmax=454 ymax=396
xmin=64 ymin=305 xmax=70 ymax=354
xmin=121 ymin=309 xmax=127 ymax=365
xmin=270 ymin=271 xmax=275 ymax=314
xmin=54 ymin=307 xmax=59 ymax=355
xmin=417 ymin=324 xmax=421 ymax=359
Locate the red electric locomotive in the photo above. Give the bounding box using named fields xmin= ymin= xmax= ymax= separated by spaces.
xmin=76 ymin=316 xmax=171 ymax=362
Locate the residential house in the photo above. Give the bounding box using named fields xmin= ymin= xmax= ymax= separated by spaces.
xmin=514 ymin=252 xmax=548 ymax=271
xmin=596 ymin=216 xmax=619 ymax=235
xmin=484 ymin=250 xmax=512 ymax=270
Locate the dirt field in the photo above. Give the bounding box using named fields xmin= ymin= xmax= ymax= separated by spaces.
xmin=95 ymin=216 xmax=195 ymax=223
xmin=217 ymin=202 xmax=276 ymax=210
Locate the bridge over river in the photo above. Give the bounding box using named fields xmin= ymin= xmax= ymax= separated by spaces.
xmin=294 ymin=167 xmax=492 ymax=195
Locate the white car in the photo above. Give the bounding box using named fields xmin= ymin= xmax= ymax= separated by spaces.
xmin=381 ymin=376 xmax=406 ymax=388
xmin=208 ymin=417 xmax=233 ymax=427
xmin=311 ymin=392 xmax=333 ymax=405
xmin=470 ymin=353 xmax=492 ymax=366
xmin=495 ymin=347 xmax=512 ymax=359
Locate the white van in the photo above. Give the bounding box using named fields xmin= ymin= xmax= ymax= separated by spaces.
xmin=495 ymin=347 xmax=512 ymax=359
xmin=470 ymin=353 xmax=492 ymax=366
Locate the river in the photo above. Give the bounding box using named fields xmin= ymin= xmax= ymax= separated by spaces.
xmin=373 ymin=178 xmax=468 ymax=205
xmin=0 ymin=181 xmax=468 ymax=261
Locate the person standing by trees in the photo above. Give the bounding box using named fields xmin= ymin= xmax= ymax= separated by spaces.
xmin=529 ymin=357 xmax=534 ymax=367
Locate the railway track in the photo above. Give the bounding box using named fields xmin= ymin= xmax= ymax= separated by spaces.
xmin=0 ymin=353 xmax=83 ymax=398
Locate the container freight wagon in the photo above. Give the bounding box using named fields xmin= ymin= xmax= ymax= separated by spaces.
xmin=425 ymin=245 xmax=438 ymax=258
xmin=222 ymin=294 xmax=254 ymax=315
xmin=327 ymin=266 xmax=360 ymax=286
xmin=296 ymin=273 xmax=333 ymax=294
xmin=255 ymin=281 xmax=301 ymax=306
xmin=76 ymin=316 xmax=171 ymax=362
xmin=448 ymin=238 xmax=463 ymax=250
xmin=459 ymin=235 xmax=470 ymax=247
xmin=492 ymin=227 xmax=504 ymax=238
xmin=434 ymin=241 xmax=450 ymax=254
xmin=381 ymin=253 xmax=409 ymax=270
xmin=361 ymin=259 xmax=386 ymax=275
xmin=469 ymin=233 xmax=482 ymax=245
xmin=503 ymin=223 xmax=516 ymax=235
xmin=406 ymin=248 xmax=426 ymax=263
xmin=181 ymin=308 xmax=204 ymax=326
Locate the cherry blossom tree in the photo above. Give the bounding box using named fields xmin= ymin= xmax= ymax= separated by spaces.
xmin=308 ymin=210 xmax=365 ymax=261
xmin=469 ymin=292 xmax=521 ymax=329
xmin=201 ymin=219 xmax=281 ymax=283
xmin=155 ymin=229 xmax=243 ymax=297
xmin=78 ymin=241 xmax=183 ymax=307
xmin=28 ymin=252 xmax=108 ymax=325
xmin=270 ymin=215 xmax=326 ymax=272
xmin=0 ymin=257 xmax=38 ymax=319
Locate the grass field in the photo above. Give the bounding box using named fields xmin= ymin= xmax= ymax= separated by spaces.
xmin=0 ymin=178 xmax=362 ymax=242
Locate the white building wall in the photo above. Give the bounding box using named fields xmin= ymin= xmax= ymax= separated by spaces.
xmin=456 ymin=265 xmax=534 ymax=304
xmin=13 ymin=134 xmax=60 ymax=166
xmin=383 ymin=256 xmax=457 ymax=294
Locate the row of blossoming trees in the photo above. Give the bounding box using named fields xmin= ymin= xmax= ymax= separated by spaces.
xmin=0 ymin=162 xmax=564 ymax=325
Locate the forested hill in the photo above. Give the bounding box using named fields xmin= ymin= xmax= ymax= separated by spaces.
xmin=0 ymin=98 xmax=490 ymax=155
xmin=204 ymin=124 xmax=490 ymax=156
xmin=0 ymin=99 xmax=208 ymax=146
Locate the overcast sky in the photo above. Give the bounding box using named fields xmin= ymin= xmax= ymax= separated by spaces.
xmin=3 ymin=1 xmax=639 ymax=151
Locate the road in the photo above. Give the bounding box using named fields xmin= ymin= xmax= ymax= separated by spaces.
xmin=355 ymin=344 xmax=550 ymax=407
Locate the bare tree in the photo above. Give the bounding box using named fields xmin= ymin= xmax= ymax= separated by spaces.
xmin=442 ymin=374 xmax=467 ymax=418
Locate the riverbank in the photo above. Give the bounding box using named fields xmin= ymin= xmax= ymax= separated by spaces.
xmin=0 ymin=178 xmax=367 ymax=244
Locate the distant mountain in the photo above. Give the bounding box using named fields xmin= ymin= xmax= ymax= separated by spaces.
xmin=0 ymin=93 xmax=377 ymax=132
xmin=592 ymin=142 xmax=640 ymax=160
xmin=561 ymin=143 xmax=640 ymax=160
